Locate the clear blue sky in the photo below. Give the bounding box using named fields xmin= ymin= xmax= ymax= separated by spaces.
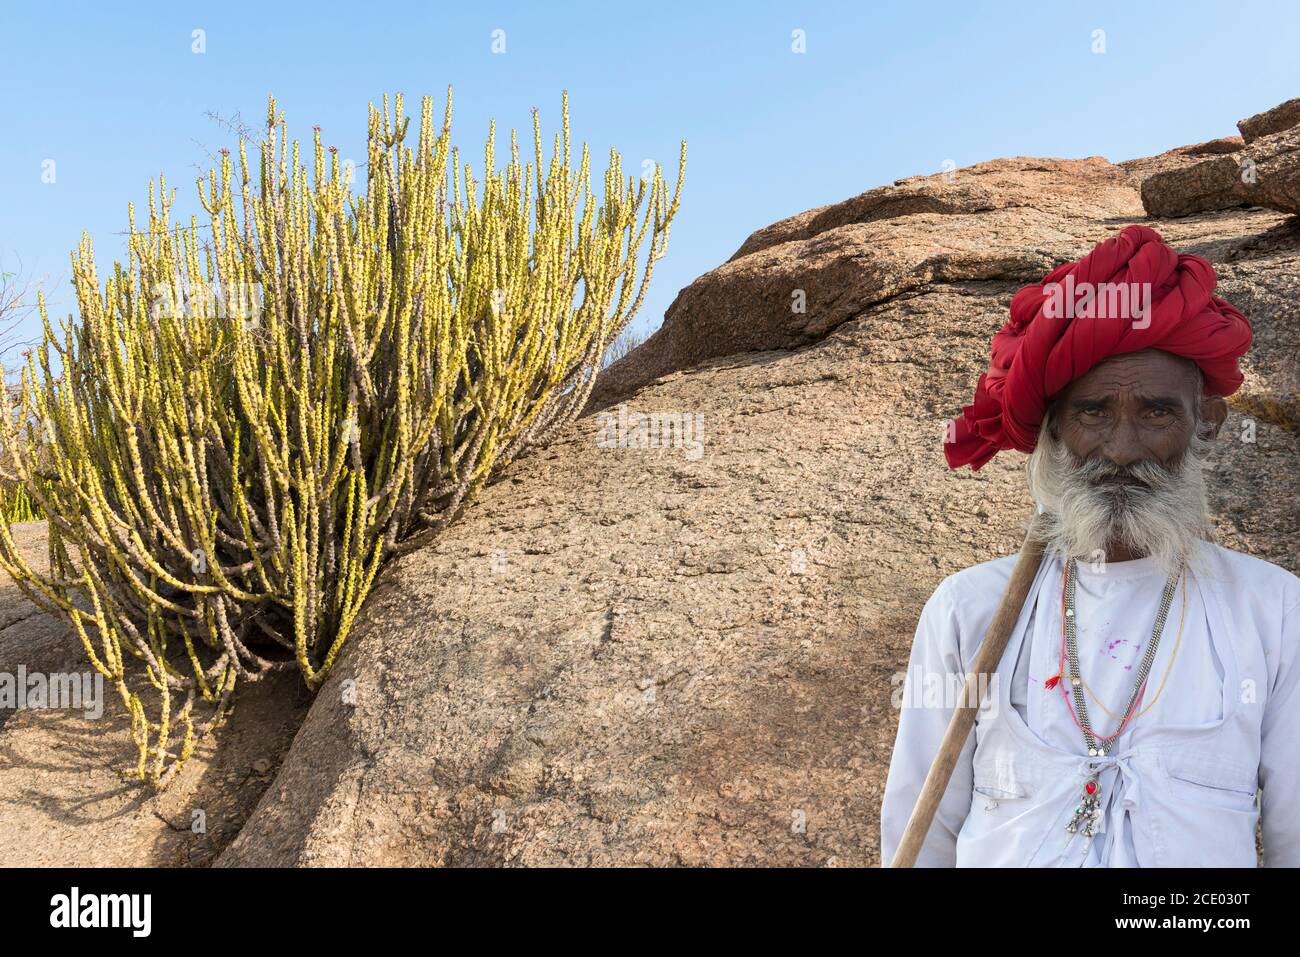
xmin=1 ymin=0 xmax=1296 ymax=363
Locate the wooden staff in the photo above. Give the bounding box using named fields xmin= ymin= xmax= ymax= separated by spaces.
xmin=889 ymin=517 xmax=1046 ymax=868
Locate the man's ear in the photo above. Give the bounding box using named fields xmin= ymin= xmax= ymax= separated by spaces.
xmin=1044 ymin=399 xmax=1061 ymax=441
xmin=1199 ymin=395 xmax=1229 ymax=439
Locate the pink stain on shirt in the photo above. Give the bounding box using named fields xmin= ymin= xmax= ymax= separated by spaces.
xmin=1100 ymin=638 xmax=1144 ymax=670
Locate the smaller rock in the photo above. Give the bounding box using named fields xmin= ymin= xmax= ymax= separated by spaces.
xmin=1240 ymin=125 xmax=1300 ymax=215
xmin=1141 ymin=153 xmax=1249 ymax=217
xmin=1120 ymin=136 xmax=1244 ymax=187
xmin=1238 ymin=97 xmax=1300 ymax=144
xmin=1142 ymin=124 xmax=1300 ymax=219
xmin=252 ymin=759 xmax=272 ymax=774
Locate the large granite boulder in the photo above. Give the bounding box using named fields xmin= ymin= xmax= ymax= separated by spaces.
xmin=588 ymin=156 xmax=1144 ymax=413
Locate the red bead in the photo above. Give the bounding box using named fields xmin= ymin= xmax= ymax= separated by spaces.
xmin=1085 ymin=781 xmax=1097 ymax=795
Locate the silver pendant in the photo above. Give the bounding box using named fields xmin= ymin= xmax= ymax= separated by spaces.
xmin=1065 ymin=774 xmax=1102 ymax=840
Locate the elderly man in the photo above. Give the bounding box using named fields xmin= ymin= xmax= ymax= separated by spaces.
xmin=880 ymin=224 xmax=1300 ymax=867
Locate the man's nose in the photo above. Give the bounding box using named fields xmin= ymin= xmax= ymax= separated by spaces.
xmin=1100 ymin=419 xmax=1146 ymax=468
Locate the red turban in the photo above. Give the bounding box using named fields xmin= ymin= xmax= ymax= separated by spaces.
xmin=944 ymin=224 xmax=1252 ymax=470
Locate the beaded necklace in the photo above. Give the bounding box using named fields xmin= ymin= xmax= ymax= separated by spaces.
xmin=1070 ymin=578 xmax=1187 ymax=721
xmin=1042 ymin=556 xmax=1181 ymax=847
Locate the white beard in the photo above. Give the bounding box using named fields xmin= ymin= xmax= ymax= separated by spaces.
xmin=1025 ymin=420 xmax=1215 ymax=577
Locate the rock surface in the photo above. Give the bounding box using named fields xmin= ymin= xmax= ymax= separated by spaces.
xmin=220 ymin=102 xmax=1300 ymax=864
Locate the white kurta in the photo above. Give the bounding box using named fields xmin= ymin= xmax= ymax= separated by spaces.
xmin=880 ymin=540 xmax=1300 ymax=867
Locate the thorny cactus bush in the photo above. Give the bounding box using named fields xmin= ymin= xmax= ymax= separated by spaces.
xmin=0 ymin=90 xmax=684 ymax=788
xmin=0 ymin=479 xmax=46 ymax=522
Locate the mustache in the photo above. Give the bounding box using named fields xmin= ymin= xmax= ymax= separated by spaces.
xmin=1069 ymin=454 xmax=1179 ymax=489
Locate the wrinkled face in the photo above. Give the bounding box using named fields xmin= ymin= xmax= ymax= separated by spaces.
xmin=1051 ymin=348 xmax=1228 ymax=477
xmin=1027 ymin=348 xmax=1229 ymax=573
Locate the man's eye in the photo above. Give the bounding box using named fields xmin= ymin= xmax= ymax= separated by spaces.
xmin=1080 ymin=407 xmax=1106 ymax=417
